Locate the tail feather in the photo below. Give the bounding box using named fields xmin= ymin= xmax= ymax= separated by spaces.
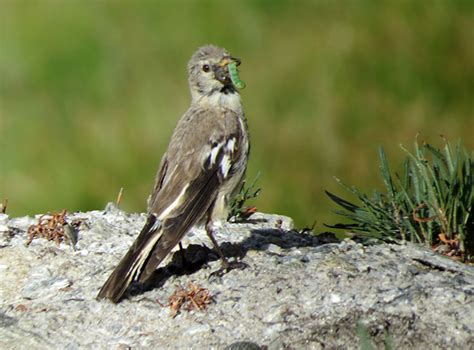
xmin=96 ymin=213 xmax=196 ymax=303
xmin=97 ymin=164 xmax=221 ymax=303
xmin=138 ymin=171 xmax=220 ymax=283
xmin=96 ymin=246 xmax=144 ymax=303
xmin=96 ymin=215 xmax=163 ymax=303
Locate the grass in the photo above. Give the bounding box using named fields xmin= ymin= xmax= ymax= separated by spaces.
xmin=327 ymin=137 xmax=474 ymax=261
xmin=1 ymin=1 xmax=473 ymax=228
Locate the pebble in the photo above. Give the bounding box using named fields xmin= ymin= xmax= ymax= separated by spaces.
xmin=264 ymin=243 xmax=282 ymax=254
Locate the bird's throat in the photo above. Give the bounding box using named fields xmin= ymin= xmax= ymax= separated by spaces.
xmin=201 ymin=89 xmax=242 ymax=113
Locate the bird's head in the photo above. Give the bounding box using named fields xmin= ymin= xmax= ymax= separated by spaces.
xmin=187 ymin=45 xmax=244 ymax=101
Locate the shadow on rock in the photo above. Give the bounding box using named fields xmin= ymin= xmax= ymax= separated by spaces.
xmin=128 ymin=227 xmax=339 ymax=298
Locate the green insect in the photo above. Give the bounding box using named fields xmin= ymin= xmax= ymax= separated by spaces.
xmin=228 ymin=62 xmax=246 ymax=89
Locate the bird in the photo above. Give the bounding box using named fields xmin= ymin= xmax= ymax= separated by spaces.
xmin=97 ymin=45 xmax=250 ymax=303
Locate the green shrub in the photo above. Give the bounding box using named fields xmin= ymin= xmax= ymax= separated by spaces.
xmin=327 ymin=138 xmax=473 ymax=261
xmin=228 ymin=173 xmax=261 ymax=222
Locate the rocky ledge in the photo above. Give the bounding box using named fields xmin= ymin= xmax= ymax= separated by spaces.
xmin=0 ymin=207 xmax=473 ymax=349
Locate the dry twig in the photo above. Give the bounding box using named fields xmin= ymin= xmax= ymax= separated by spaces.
xmin=116 ymin=187 xmax=124 ymax=206
xmin=27 ymin=210 xmax=69 ymax=245
xmin=162 ymin=282 xmax=213 ymax=317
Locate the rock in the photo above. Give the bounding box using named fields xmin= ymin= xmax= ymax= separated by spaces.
xmin=263 ymin=243 xmax=282 ymax=254
xmin=21 ymin=266 xmax=72 ymax=299
xmin=0 ymin=209 xmax=473 ymax=349
xmin=0 ymin=214 xmax=9 ymax=225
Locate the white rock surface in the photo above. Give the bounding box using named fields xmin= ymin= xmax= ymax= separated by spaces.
xmin=0 ymin=207 xmax=473 ymax=349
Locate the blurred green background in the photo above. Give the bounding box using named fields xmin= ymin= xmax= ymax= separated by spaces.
xmin=1 ymin=0 xmax=473 ymax=229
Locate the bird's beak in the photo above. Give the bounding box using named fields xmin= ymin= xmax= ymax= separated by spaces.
xmin=218 ymin=56 xmax=241 ymax=67
xmin=215 ymin=57 xmax=241 ymax=86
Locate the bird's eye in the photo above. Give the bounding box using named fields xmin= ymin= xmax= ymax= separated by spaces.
xmin=202 ymin=64 xmax=210 ymax=72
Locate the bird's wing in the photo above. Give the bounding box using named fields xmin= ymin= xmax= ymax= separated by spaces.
xmin=97 ymin=107 xmax=243 ymax=302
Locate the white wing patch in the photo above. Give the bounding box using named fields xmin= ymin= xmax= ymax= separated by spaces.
xmin=226 ymin=138 xmax=236 ymax=152
xmin=220 ymin=154 xmax=231 ymax=178
xmin=209 ymin=144 xmax=221 ymax=166
xmin=205 ymin=137 xmax=236 ymax=179
xmin=220 ymin=137 xmax=236 ymax=178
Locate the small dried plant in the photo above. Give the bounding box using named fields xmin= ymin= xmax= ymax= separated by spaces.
xmin=26 ymin=209 xmax=81 ymax=247
xmin=27 ymin=210 xmax=69 ymax=245
xmin=160 ymin=282 xmax=213 ymax=318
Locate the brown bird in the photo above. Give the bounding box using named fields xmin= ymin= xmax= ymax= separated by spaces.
xmin=97 ymin=45 xmax=250 ymax=303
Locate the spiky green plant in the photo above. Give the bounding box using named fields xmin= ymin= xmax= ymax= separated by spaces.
xmin=327 ymin=138 xmax=473 ymax=260
xmin=228 ymin=173 xmax=261 ymax=222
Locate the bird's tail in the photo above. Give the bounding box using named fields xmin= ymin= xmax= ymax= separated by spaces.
xmin=97 ymin=171 xmax=220 ymax=303
xmin=96 ymin=215 xmax=163 ymax=303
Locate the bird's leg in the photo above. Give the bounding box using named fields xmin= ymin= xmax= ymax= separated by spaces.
xmin=205 ymin=219 xmax=248 ymax=278
xmin=178 ymin=242 xmax=187 ymax=266
xmin=205 ymin=220 xmax=230 ymax=268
